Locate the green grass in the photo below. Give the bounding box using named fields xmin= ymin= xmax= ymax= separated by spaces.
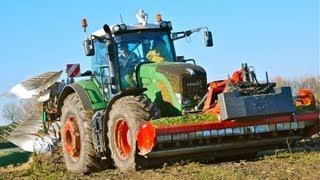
xmin=0 ymin=125 xmax=28 ymax=168
xmin=0 ymin=125 xmax=10 ymax=139
xmin=0 ymin=125 xmax=9 ymax=132
xmin=0 ymin=125 xmax=17 ymax=149
xmin=0 ymin=151 xmax=31 ymax=167
xmin=0 ymin=141 xmax=16 ymax=149
xmin=5 ymin=151 xmax=318 ymax=179
xmin=295 ymin=105 xmax=319 ymax=114
xmin=150 ymin=113 xmax=219 ymax=128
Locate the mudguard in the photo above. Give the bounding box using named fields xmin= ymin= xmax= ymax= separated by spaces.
xmin=57 ymin=79 xmax=107 ymax=114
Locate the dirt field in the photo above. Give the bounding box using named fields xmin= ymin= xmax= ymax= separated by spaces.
xmin=1 ymin=134 xmax=319 ymax=179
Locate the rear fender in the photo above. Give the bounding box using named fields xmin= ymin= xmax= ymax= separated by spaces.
xmin=57 ymin=81 xmax=106 ymax=115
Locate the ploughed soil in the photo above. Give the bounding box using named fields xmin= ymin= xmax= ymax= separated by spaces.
xmin=0 ymin=133 xmax=319 ymax=179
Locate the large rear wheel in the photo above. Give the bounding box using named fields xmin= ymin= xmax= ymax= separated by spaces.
xmin=108 ymin=95 xmax=159 ymax=172
xmin=60 ymin=93 xmax=110 ymax=173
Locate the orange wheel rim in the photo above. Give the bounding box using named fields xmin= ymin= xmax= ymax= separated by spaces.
xmin=62 ymin=116 xmax=81 ymax=161
xmin=114 ymin=118 xmax=131 ymax=159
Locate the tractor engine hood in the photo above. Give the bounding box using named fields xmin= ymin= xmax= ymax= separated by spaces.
xmin=155 ymin=63 xmax=207 ymax=98
xmin=138 ymin=62 xmax=207 ymax=115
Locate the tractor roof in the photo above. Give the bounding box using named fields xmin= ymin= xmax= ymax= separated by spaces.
xmin=91 ymin=10 xmax=171 ymax=38
xmin=91 ymin=23 xmax=162 ymax=38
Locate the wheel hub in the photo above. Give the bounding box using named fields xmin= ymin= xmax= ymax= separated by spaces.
xmin=62 ymin=116 xmax=81 ymax=161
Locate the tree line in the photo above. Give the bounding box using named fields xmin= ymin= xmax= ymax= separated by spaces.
xmin=273 ymin=75 xmax=320 ymax=106
xmin=1 ymin=98 xmax=38 ymax=124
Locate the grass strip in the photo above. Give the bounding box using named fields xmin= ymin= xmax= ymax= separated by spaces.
xmin=150 ymin=113 xmax=219 ymax=128
xmin=0 ymin=151 xmax=31 ymax=167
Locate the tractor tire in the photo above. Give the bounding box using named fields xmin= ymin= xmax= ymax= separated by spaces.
xmin=60 ymin=93 xmax=109 ymax=173
xmin=107 ymin=95 xmax=159 ymax=172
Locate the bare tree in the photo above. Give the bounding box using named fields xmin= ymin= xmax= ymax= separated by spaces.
xmin=273 ymin=75 xmax=320 ymax=107
xmin=17 ymin=98 xmax=39 ymax=120
xmin=1 ymin=102 xmax=19 ymax=123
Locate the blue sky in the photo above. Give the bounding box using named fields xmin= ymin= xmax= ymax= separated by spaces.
xmin=0 ymin=0 xmax=319 ymax=125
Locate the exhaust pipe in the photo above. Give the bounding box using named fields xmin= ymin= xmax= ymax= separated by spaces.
xmin=103 ymin=24 xmax=120 ymax=94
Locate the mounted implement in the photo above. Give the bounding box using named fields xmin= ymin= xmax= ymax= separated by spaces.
xmin=136 ymin=65 xmax=319 ymax=158
xmin=5 ymin=10 xmax=319 ymax=173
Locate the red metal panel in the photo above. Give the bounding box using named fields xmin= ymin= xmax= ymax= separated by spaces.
xmin=136 ymin=112 xmax=319 ymax=154
xmin=155 ymin=112 xmax=320 ymax=135
xmin=295 ymin=113 xmax=320 ymax=121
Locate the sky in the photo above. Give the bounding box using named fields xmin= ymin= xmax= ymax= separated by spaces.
xmin=0 ymin=0 xmax=319 ymax=125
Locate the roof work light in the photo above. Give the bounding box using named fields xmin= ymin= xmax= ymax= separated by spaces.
xmin=156 ymin=14 xmax=162 ymax=22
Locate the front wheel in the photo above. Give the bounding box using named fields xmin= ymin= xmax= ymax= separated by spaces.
xmin=107 ymin=95 xmax=159 ymax=171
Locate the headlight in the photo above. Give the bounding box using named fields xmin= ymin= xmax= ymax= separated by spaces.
xmin=175 ymin=93 xmax=192 ymax=106
xmin=103 ymin=87 xmax=109 ymax=94
xmin=160 ymin=21 xmax=167 ymax=28
xmin=112 ymin=25 xmax=120 ymax=32
xmin=182 ymin=98 xmax=192 ymax=106
xmin=112 ymin=24 xmax=127 ymax=33
xmin=159 ymin=21 xmax=172 ymax=30
xmin=119 ymin=24 xmax=127 ymax=30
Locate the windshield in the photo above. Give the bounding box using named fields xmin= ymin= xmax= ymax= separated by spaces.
xmin=115 ymin=30 xmax=175 ymax=89
xmin=115 ymin=30 xmax=175 ymax=63
xmin=90 ymin=30 xmax=176 ymax=91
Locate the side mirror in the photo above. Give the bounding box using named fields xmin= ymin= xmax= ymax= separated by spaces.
xmin=204 ymin=31 xmax=213 ymax=47
xmin=83 ymin=39 xmax=95 ymax=56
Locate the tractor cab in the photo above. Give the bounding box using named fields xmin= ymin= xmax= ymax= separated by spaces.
xmin=82 ymin=12 xmax=177 ymax=94
xmin=82 ymin=10 xmax=213 ymax=104
xmin=112 ymin=29 xmax=176 ymax=89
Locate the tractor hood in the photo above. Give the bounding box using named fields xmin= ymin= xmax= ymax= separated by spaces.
xmin=138 ymin=62 xmax=207 ymax=116
xmin=155 ymin=63 xmax=207 ymax=95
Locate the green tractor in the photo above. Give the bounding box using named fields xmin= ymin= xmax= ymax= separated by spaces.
xmin=58 ymin=11 xmax=213 ymax=172
xmin=6 ymin=10 xmax=319 ymax=174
